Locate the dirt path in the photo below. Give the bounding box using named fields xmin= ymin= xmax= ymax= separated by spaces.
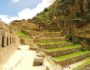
xmin=2 ymin=45 xmax=46 ymax=70
xmin=2 ymin=45 xmax=61 ymax=70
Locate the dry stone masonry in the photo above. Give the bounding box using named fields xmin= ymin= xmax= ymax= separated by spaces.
xmin=0 ymin=26 xmax=20 ymax=67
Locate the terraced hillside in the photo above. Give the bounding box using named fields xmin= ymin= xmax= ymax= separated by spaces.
xmin=35 ymin=32 xmax=90 ymax=68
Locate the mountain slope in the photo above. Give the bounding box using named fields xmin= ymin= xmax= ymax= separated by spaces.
xmin=32 ymin=0 xmax=90 ymax=30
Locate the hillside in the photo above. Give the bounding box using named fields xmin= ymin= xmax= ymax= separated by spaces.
xmin=32 ymin=0 xmax=90 ymax=31
xmin=31 ymin=0 xmax=90 ymax=51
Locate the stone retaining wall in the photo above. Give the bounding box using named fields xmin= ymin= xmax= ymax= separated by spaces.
xmin=36 ymin=36 xmax=65 ymax=42
xmin=38 ymin=43 xmax=72 ymax=49
xmin=38 ymin=38 xmax=64 ymax=43
xmin=41 ymin=33 xmax=61 ymax=37
xmin=46 ymin=47 xmax=81 ymax=57
xmin=56 ymin=53 xmax=90 ymax=66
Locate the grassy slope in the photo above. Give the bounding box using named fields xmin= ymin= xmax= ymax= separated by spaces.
xmin=17 ymin=32 xmax=32 ymax=39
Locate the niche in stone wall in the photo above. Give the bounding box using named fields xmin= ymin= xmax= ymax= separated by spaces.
xmin=2 ymin=37 xmax=5 ymax=47
xmin=10 ymin=37 xmax=12 ymax=44
xmin=7 ymin=37 xmax=9 ymax=46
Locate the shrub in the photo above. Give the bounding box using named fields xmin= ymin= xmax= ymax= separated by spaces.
xmin=66 ymin=33 xmax=73 ymax=42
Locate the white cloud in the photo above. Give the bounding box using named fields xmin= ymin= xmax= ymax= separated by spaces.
xmin=12 ymin=0 xmax=19 ymax=3
xmin=0 ymin=0 xmax=55 ymax=24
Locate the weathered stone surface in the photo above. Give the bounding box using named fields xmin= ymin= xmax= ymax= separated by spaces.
xmin=37 ymin=52 xmax=45 ymax=58
xmin=46 ymin=66 xmax=50 ymax=70
xmin=33 ymin=57 xmax=44 ymax=66
xmin=0 ymin=24 xmax=20 ymax=67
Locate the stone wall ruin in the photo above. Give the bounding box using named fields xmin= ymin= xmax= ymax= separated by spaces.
xmin=0 ymin=29 xmax=20 ymax=67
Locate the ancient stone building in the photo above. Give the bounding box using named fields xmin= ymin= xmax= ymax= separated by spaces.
xmin=0 ymin=21 xmax=20 ymax=68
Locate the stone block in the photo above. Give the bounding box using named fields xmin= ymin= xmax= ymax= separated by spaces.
xmin=37 ymin=52 xmax=45 ymax=58
xmin=33 ymin=57 xmax=44 ymax=66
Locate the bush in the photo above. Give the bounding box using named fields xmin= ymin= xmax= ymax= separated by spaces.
xmin=66 ymin=33 xmax=73 ymax=42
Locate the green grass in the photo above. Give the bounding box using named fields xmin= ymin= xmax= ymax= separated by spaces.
xmin=39 ymin=41 xmax=68 ymax=45
xmin=17 ymin=32 xmax=32 ymax=39
xmin=46 ymin=44 xmax=81 ymax=52
xmin=73 ymin=57 xmax=90 ymax=70
xmin=54 ymin=51 xmax=90 ymax=62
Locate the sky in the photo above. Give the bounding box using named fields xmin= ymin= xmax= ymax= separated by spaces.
xmin=0 ymin=0 xmax=55 ymax=23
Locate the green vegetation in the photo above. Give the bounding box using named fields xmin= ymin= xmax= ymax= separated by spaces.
xmin=32 ymin=0 xmax=90 ymax=30
xmin=54 ymin=51 xmax=90 ymax=62
xmin=73 ymin=57 xmax=90 ymax=70
xmin=39 ymin=41 xmax=68 ymax=45
xmin=46 ymin=44 xmax=81 ymax=52
xmin=17 ymin=32 xmax=32 ymax=39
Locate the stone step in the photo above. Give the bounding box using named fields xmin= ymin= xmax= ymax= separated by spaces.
xmin=45 ymin=45 xmax=81 ymax=57
xmin=53 ymin=51 xmax=90 ymax=66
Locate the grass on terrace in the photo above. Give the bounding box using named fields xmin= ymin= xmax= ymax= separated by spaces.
xmin=54 ymin=51 xmax=90 ymax=62
xmin=39 ymin=40 xmax=68 ymax=45
xmin=17 ymin=32 xmax=32 ymax=39
xmin=73 ymin=57 xmax=90 ymax=70
xmin=46 ymin=44 xmax=81 ymax=52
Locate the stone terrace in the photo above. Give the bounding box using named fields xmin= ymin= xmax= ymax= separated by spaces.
xmin=35 ymin=32 xmax=90 ymax=67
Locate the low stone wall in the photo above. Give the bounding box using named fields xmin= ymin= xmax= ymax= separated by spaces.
xmin=38 ymin=42 xmax=72 ymax=49
xmin=56 ymin=53 xmax=90 ymax=66
xmin=46 ymin=47 xmax=81 ymax=57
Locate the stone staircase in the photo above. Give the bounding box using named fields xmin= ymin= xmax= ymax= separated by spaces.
xmin=36 ymin=32 xmax=90 ymax=68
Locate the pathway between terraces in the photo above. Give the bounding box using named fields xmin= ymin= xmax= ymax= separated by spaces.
xmin=1 ymin=45 xmax=61 ymax=70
